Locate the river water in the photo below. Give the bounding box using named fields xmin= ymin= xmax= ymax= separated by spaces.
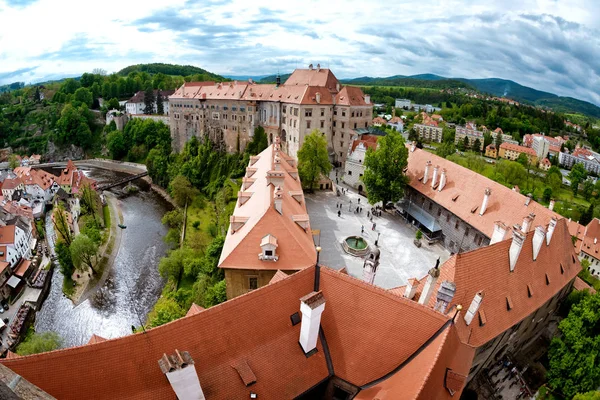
xmin=36 ymin=167 xmax=170 ymax=348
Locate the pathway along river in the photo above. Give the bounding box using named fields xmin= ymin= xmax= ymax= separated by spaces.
xmin=38 ymin=167 xmax=170 ymax=348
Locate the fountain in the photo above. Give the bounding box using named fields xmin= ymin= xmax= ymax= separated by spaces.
xmin=342 ymin=236 xmax=370 ymax=257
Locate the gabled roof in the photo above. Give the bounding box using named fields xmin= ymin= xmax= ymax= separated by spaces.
xmin=185 ymin=303 xmax=205 ymax=317
xmin=284 ymin=68 xmax=340 ymax=93
xmin=127 ymin=90 xmax=175 ymax=104
xmin=1 ymin=178 xmax=22 ymax=190
xmin=406 ymin=147 xmax=568 ymax=239
xmin=335 ymin=86 xmax=369 ymax=106
xmin=218 ymin=143 xmax=316 ymax=271
xmin=87 ymin=334 xmax=107 ymax=345
xmin=0 ymin=265 xmax=472 ymax=400
xmin=500 ymin=142 xmax=537 ymax=156
xmin=0 ymin=225 xmax=15 ymax=245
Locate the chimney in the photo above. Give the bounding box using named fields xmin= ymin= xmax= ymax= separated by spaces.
xmin=158 ymin=350 xmax=205 ymax=400
xmin=525 ymin=193 xmax=532 ymax=206
xmin=404 ymin=278 xmax=418 ymax=300
xmin=479 ymin=188 xmax=491 ymax=216
xmin=274 ymin=156 xmax=281 ymax=171
xmin=546 ymin=217 xmax=557 ymax=245
xmin=464 ymin=292 xmax=484 ymax=326
xmin=433 ymin=280 xmax=456 ymax=314
xmin=299 ymin=291 xmax=326 ymax=354
xmin=309 ymin=63 xmax=313 ymax=70
xmin=274 ymin=186 xmax=283 ymax=214
xmin=362 ymin=248 xmax=381 ymax=285
xmin=533 ymin=225 xmax=546 ymax=260
xmin=509 ymin=227 xmax=526 ymax=272
xmin=438 ymin=169 xmax=447 ymax=192
xmin=423 ymin=161 xmax=431 ymax=184
xmin=316 ymin=92 xmax=321 ymax=104
xmin=419 ymin=259 xmax=441 ymax=306
xmin=317 ymin=63 xmax=321 ymax=71
xmin=431 ymin=165 xmax=439 ymax=189
xmin=549 ymin=199 xmax=555 ymax=211
xmin=490 ymin=221 xmax=508 ymax=244
xmin=410 ymin=141 xmax=417 ymax=152
xmin=364 ymin=94 xmax=371 ymax=104
xmin=522 ymin=213 xmax=535 ymax=233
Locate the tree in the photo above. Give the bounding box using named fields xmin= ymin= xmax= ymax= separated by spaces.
xmin=583 ymin=180 xmax=595 ymax=201
xmin=156 ymin=90 xmax=164 ymax=115
xmin=143 ymin=84 xmax=155 ymax=115
xmin=543 ymin=187 xmax=553 ymax=202
xmin=16 ymin=332 xmax=62 ymax=355
xmin=574 ymin=392 xmax=600 ymax=400
xmin=547 ymin=292 xmax=600 ymax=398
xmin=70 ymin=234 xmax=98 ymax=273
xmin=245 ymin=126 xmax=268 ymax=155
xmin=53 ymin=204 xmax=72 ymax=245
xmin=580 ymin=204 xmax=594 ymax=226
xmin=55 ymin=240 xmax=74 ymax=277
xmin=483 ymin=132 xmax=493 ymax=149
xmin=107 ymin=130 xmax=127 ymax=159
xmin=462 ymin=135 xmax=470 ymax=150
xmin=34 ymin=86 xmax=41 ymax=103
xmin=472 ymin=138 xmax=482 ymax=153
xmin=148 ymin=296 xmax=185 ymax=328
xmin=73 ymin=87 xmax=93 ymax=108
xmin=169 ymin=175 xmax=199 ymax=207
xmin=8 ymin=154 xmax=19 ymax=169
xmin=569 ymin=163 xmax=588 ymax=197
xmin=516 ymin=153 xmax=529 ymax=166
xmin=363 ymin=130 xmax=410 ymax=206
xmin=203 ymin=280 xmax=227 ymax=307
xmin=435 ymin=142 xmax=456 ymax=158
xmin=495 ymin=131 xmax=503 ymax=148
xmin=298 ymin=130 xmax=331 ymax=192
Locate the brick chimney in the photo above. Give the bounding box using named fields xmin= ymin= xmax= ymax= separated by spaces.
xmin=548 ymin=199 xmax=555 ymax=211
xmin=490 ymin=221 xmax=508 ymax=244
xmin=509 ymin=226 xmax=526 ymax=272
xmin=299 ymin=291 xmax=326 ymax=354
xmin=464 ymin=292 xmax=484 ymax=326
xmin=438 ymin=169 xmax=447 ymax=192
xmin=362 ymin=248 xmax=381 ymax=285
xmin=423 ymin=161 xmax=432 ymax=185
xmin=479 ymin=188 xmax=491 ymax=216
xmin=419 ymin=259 xmax=441 ymax=306
xmin=316 ymin=92 xmax=321 ymax=104
xmin=546 ymin=217 xmax=557 ymax=245
xmin=431 ymin=165 xmax=439 ymax=189
xmin=158 ymin=350 xmax=205 ymax=400
xmin=274 ymin=186 xmax=283 ymax=214
xmin=532 ymin=225 xmax=546 ymax=260
xmin=433 ymin=280 xmax=456 ymax=314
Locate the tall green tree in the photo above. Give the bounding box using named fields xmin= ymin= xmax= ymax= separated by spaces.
xmin=70 ymin=234 xmax=98 ymax=273
xmin=363 ymin=130 xmax=409 ymax=206
xmin=73 ymin=87 xmax=93 ymax=108
xmin=156 ymin=90 xmax=164 ymax=114
xmin=580 ymin=204 xmax=594 ymax=226
xmin=169 ymin=175 xmax=199 ymax=207
xmin=298 ymin=130 xmax=331 ymax=192
xmin=569 ymin=163 xmax=588 ymax=197
xmin=53 ymin=204 xmax=72 ymax=245
xmin=246 ymin=126 xmax=268 ymax=155
xmin=472 ymin=138 xmax=482 ymax=153
xmin=143 ymin=83 xmax=155 ymax=115
xmin=547 ymin=292 xmax=600 ymax=398
xmin=55 ymin=240 xmax=74 ymax=277
xmin=16 ymin=332 xmax=62 ymax=355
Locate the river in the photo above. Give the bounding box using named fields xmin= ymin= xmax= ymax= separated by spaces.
xmin=36 ymin=167 xmax=170 ymax=348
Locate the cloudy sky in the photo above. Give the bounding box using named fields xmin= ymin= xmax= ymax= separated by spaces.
xmin=1 ymin=0 xmax=599 ymax=105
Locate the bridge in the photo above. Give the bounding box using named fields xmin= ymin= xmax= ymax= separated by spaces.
xmin=96 ymin=171 xmax=148 ymax=191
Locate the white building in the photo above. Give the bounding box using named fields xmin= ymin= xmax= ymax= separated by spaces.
xmin=395 ymin=99 xmax=412 ymax=109
xmin=1 ymin=178 xmax=24 ymax=200
xmin=532 ymin=135 xmax=550 ymax=159
xmin=343 ymin=134 xmax=379 ymax=192
xmin=125 ymin=90 xmax=174 ymax=115
xmin=559 ymin=147 xmax=600 ymax=174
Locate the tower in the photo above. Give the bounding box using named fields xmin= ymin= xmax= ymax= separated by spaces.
xmin=362 ymin=247 xmax=381 ymax=285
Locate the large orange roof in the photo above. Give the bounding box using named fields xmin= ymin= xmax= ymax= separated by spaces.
xmin=500 ymin=142 xmax=537 ymax=156
xmin=0 ymin=225 xmax=15 ymax=245
xmin=0 ymin=266 xmax=472 ymax=399
xmin=402 ymin=219 xmax=579 ymax=348
xmin=407 ymin=147 xmax=572 ymax=239
xmin=284 ymin=68 xmax=340 ymax=92
xmin=335 ymin=86 xmax=369 ymax=106
xmin=218 ymin=143 xmax=316 ymax=271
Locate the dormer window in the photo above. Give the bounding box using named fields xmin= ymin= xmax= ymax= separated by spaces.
xmin=259 ymin=234 xmax=278 ymax=261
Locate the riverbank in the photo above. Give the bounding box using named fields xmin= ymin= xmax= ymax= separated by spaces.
xmin=70 ymin=193 xmax=123 ymax=305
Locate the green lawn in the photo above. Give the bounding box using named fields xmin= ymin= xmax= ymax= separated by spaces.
xmin=103 ymin=205 xmax=111 ymax=229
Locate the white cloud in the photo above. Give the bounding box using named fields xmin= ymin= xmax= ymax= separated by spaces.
xmin=0 ymin=0 xmax=599 ymax=105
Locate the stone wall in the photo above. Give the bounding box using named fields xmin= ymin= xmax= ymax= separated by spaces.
xmin=225 ymin=268 xmax=291 ymax=299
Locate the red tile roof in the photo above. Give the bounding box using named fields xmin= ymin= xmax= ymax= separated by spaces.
xmin=268 ymin=269 xmax=289 ymax=284
xmin=407 ymin=147 xmax=565 ymax=239
xmin=350 ymin=134 xmax=379 ymax=154
xmin=14 ymin=260 xmax=30 ymax=277
xmin=284 ymin=68 xmax=340 ymax=92
xmin=185 ymin=303 xmax=205 ymax=317
xmin=87 ymin=335 xmax=107 ymax=345
xmin=218 ymin=143 xmax=316 ymax=271
xmin=0 ymin=266 xmax=472 ymax=399
xmin=573 ymin=277 xmax=596 ymax=294
xmin=335 ymin=86 xmax=370 ymax=106
xmin=1 ymin=178 xmax=22 ymax=190
xmin=499 ymin=142 xmax=537 ymax=156
xmin=0 ymin=226 xmax=15 ymax=245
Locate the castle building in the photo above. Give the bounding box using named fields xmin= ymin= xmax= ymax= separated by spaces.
xmin=343 ymin=134 xmax=379 ymax=192
xmin=169 ymin=65 xmax=372 ymax=165
xmin=218 ymin=138 xmax=317 ymax=299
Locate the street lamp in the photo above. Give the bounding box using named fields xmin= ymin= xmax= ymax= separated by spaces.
xmin=375 ymin=232 xmax=381 ymax=247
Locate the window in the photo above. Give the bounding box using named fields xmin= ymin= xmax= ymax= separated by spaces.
xmin=342 ymin=110 xmax=346 ymax=117
xmin=265 ymin=250 xmax=273 ymax=256
xmin=249 ymin=277 xmax=258 ymax=290
xmin=307 ymin=121 xmax=311 ymax=129
xmin=333 ymin=121 xmax=336 ymax=127
xmin=348 ymin=170 xmax=352 ymax=176
xmin=446 ymin=214 xmax=450 ymax=223
xmin=465 ymin=227 xmax=470 ymax=237
xmin=293 ymin=120 xmax=297 ymax=128
xmin=341 ymin=133 xmax=344 ymax=139
xmin=340 ymin=141 xmax=344 ymax=147
xmin=294 ymin=108 xmax=298 ymax=116
xmin=282 ymin=116 xmax=286 ymax=124
xmin=320 ymin=120 xmax=325 ymax=128
xmin=365 ymin=122 xmax=368 ymax=128
xmin=321 ymin=108 xmax=325 ymax=116
xmin=305 ymin=109 xmax=313 ymax=117
xmin=240 ymin=107 xmax=245 ymax=112
xmin=455 ymin=220 xmax=459 ymax=230
xmin=428 ymin=202 xmax=432 ymax=211
xmin=351 ymin=112 xmax=355 ymax=117
xmin=354 ymin=123 xmax=357 ymax=129
xmin=477 ymin=235 xmax=483 ymax=246
xmin=282 ymin=105 xmax=286 ymax=113
xmin=437 ymin=209 xmax=442 ymax=217
xmin=341 ymin=122 xmax=345 ymax=129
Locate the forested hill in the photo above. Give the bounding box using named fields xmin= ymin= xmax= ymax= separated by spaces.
xmin=258 ymin=73 xmax=291 ymax=84
xmin=117 ymin=63 xmax=226 ymax=81
xmin=342 ymin=76 xmax=473 ymax=90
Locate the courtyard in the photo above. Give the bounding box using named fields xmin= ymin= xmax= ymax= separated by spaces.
xmin=305 ymin=186 xmax=451 ymax=289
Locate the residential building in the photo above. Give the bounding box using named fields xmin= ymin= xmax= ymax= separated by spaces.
xmin=218 ymin=138 xmax=316 ymax=299
xmin=400 ymin=146 xmax=569 ymax=254
xmin=1 ymin=178 xmax=23 ymax=200
xmin=0 ymin=220 xmax=31 ymax=268
xmin=169 ymin=66 xmax=372 ymax=164
xmin=484 ymin=144 xmax=497 ymax=159
xmin=524 ymin=134 xmax=565 ymax=160
xmin=539 ymin=158 xmax=551 ymax=171
xmin=344 ymin=134 xmax=379 ymax=192
xmin=454 ymin=122 xmax=484 ymax=150
xmin=56 ymin=160 xmax=97 ymax=194
xmin=532 ymin=135 xmax=550 ymax=159
xmin=392 ymin=217 xmax=579 ymax=383
xmin=387 ymin=116 xmax=404 ymax=132
xmin=20 ymin=154 xmax=41 ymax=166
xmin=414 ymin=114 xmax=443 ymax=143
xmin=559 ymin=147 xmax=600 ymax=174
xmin=395 ymin=98 xmax=412 ymax=109
xmin=125 ymin=90 xmax=175 ymax=115
xmin=498 ymin=142 xmax=538 ymax=164
xmin=490 ymin=128 xmax=518 ymax=145
xmin=13 ymin=167 xmax=59 ymax=204
xmin=577 ymin=219 xmax=600 ymax=277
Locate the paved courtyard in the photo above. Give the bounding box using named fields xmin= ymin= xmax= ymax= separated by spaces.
xmin=305 ymin=187 xmax=451 ymax=289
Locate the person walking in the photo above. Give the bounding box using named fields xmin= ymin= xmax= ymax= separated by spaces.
xmin=372 ymin=222 xmax=375 ymax=230
xmin=338 ymin=210 xmax=341 ymax=217
xmin=361 ymin=225 xmax=364 ymax=234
